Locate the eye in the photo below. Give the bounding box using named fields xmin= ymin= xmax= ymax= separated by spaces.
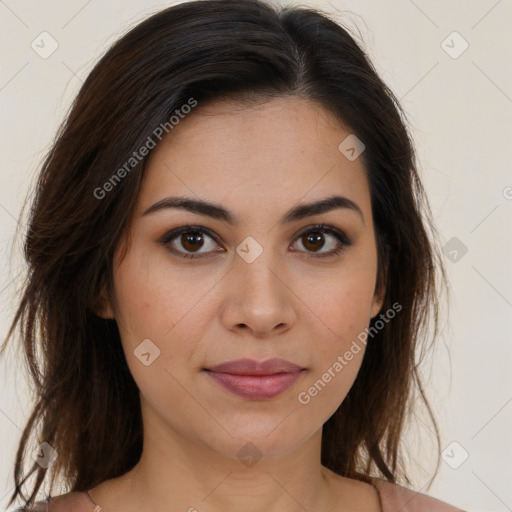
xmin=160 ymin=223 xmax=352 ymax=260
xmin=291 ymin=224 xmax=352 ymax=259
xmin=160 ymin=225 xmax=222 ymax=259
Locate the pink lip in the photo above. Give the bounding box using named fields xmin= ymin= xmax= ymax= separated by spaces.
xmin=204 ymin=358 xmax=305 ymax=400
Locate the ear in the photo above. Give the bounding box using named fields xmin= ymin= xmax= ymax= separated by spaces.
xmin=92 ymin=280 xmax=115 ymax=319
xmin=370 ymin=251 xmax=388 ymax=319
xmin=370 ymin=287 xmax=385 ymax=319
xmin=370 ymin=277 xmax=386 ymax=319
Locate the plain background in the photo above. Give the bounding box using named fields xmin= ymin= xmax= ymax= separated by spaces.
xmin=0 ymin=1 xmax=511 ymax=511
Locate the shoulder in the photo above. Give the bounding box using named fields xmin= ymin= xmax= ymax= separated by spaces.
xmin=370 ymin=477 xmax=467 ymax=512
xmin=14 ymin=491 xmax=97 ymax=512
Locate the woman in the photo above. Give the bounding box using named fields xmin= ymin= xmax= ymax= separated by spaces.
xmin=3 ymin=0 xmax=466 ymax=510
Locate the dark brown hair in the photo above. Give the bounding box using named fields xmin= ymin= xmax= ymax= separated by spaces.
xmin=2 ymin=0 xmax=447 ymax=508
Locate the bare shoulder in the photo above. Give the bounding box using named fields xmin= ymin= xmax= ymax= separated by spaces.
xmin=15 ymin=492 xmax=94 ymax=512
xmin=370 ymin=477 xmax=467 ymax=512
xmin=328 ymin=473 xmax=382 ymax=511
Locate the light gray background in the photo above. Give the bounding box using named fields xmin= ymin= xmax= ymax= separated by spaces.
xmin=1 ymin=1 xmax=511 ymax=511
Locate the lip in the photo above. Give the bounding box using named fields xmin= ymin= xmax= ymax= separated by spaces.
xmin=204 ymin=358 xmax=305 ymax=400
xmin=206 ymin=358 xmax=303 ymax=375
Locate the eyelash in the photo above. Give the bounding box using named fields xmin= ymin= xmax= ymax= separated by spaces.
xmin=160 ymin=224 xmax=352 ymax=261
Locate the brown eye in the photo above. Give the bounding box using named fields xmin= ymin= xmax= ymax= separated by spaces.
xmin=301 ymin=231 xmax=326 ymax=252
xmin=160 ymin=224 xmax=352 ymax=261
xmin=180 ymin=231 xmax=206 ymax=252
xmin=292 ymin=225 xmax=352 ymax=258
xmin=161 ymin=226 xmax=221 ymax=259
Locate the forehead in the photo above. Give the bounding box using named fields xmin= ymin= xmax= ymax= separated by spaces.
xmin=137 ymin=96 xmax=372 ymax=221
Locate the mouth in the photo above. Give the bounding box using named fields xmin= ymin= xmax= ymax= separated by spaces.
xmin=204 ymin=369 xmax=305 ymax=400
xmin=203 ymin=358 xmax=306 ymax=400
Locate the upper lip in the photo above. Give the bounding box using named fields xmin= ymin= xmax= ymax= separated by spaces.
xmin=205 ymin=358 xmax=303 ymax=375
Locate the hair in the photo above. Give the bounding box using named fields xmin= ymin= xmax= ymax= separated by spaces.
xmin=2 ymin=0 xmax=448 ymax=509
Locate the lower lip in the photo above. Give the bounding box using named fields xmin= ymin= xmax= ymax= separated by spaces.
xmin=205 ymin=370 xmax=304 ymax=400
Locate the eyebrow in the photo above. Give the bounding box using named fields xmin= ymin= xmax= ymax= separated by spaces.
xmin=142 ymin=194 xmax=364 ymax=225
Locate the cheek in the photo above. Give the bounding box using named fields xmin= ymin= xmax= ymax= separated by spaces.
xmin=303 ymin=260 xmax=376 ymax=343
xmin=112 ymin=246 xmax=211 ymax=342
xmin=110 ymin=247 xmax=218 ymax=388
xmin=110 ymin=255 xmax=192 ymax=412
xmin=294 ymin=253 xmax=376 ymax=411
xmin=305 ymin=282 xmax=372 ymax=385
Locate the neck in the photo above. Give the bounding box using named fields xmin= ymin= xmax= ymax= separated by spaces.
xmin=90 ymin=399 xmax=340 ymax=512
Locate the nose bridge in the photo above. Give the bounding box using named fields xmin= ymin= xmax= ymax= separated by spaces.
xmin=235 ymin=236 xmax=285 ymax=300
xmin=219 ymin=236 xmax=296 ymax=334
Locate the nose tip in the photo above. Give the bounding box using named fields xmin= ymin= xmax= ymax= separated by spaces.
xmin=220 ymin=258 xmax=296 ymax=338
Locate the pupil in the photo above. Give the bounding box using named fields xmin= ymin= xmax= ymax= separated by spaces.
xmin=304 ymin=232 xmax=324 ymax=251
xmin=182 ymin=232 xmax=203 ymax=252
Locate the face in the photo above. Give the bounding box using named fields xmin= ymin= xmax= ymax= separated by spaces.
xmin=100 ymin=96 xmax=384 ymax=462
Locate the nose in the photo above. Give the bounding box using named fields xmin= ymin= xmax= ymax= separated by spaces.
xmin=219 ymin=256 xmax=297 ymax=338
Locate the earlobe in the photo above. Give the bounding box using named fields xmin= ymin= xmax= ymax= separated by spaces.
xmin=95 ymin=301 xmax=115 ymax=320
xmin=370 ymin=297 xmax=383 ymax=319
xmin=370 ymin=285 xmax=386 ymax=319
xmin=371 ymin=258 xmax=388 ymax=318
xmin=93 ymin=282 xmax=115 ymax=319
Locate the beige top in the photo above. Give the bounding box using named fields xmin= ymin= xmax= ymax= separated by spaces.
xmin=18 ymin=477 xmax=467 ymax=512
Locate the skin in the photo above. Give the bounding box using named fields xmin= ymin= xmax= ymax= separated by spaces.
xmin=91 ymin=96 xmax=385 ymax=512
